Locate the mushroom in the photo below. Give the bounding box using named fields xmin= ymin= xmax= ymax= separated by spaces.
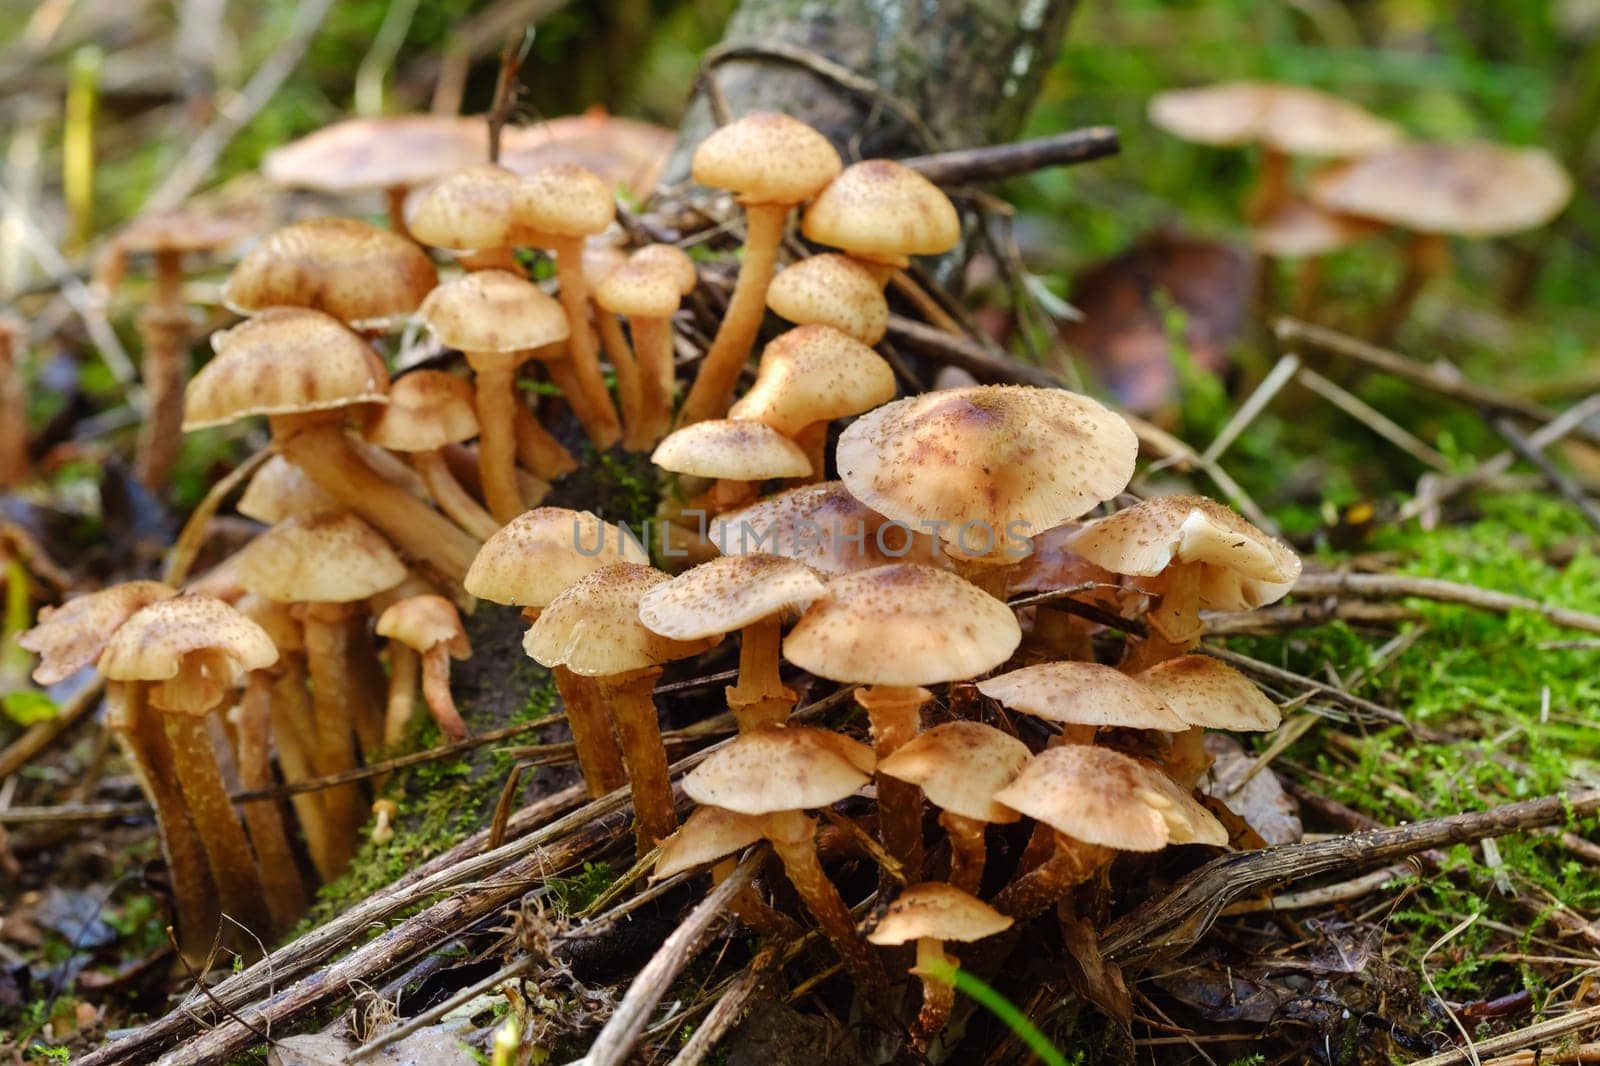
xmin=837 ymin=385 xmax=1138 ymax=597
xmin=784 ymin=563 xmax=1022 ymax=876
xmin=524 ymin=563 xmax=720 ymax=853
xmin=1136 ymin=654 xmax=1282 ymax=787
xmin=652 ymin=419 xmax=812 ymax=514
xmin=226 ymin=662 xmax=311 ymax=932
xmin=1064 ymin=495 xmax=1302 ymax=669
xmin=709 ymin=481 xmax=943 ymax=573
xmin=865 ymin=882 xmax=1013 ymax=1046
xmin=185 ymin=307 xmax=483 ymax=583
xmin=678 ymin=112 xmax=843 ymax=425
xmin=766 ymin=254 xmax=889 ymax=346
xmin=17 ymin=581 xmax=176 ymax=685
xmin=375 ymin=594 xmax=472 ymax=742
xmin=639 ymin=553 xmax=826 ymax=732
xmin=801 ymin=158 xmax=960 ymax=291
xmin=976 ymin=660 xmax=1186 ymax=747
xmin=465 ymin=507 xmax=647 ymax=799
xmin=418 ymin=270 xmax=572 ymax=525
xmin=406 ymin=162 xmax=528 ymax=274
xmin=728 ymin=325 xmax=896 ymax=481
xmin=0 ymin=316 xmax=23 ymax=487
xmin=653 ymin=805 xmax=797 ymax=936
xmin=237 ymin=456 xmax=342 ymax=524
xmin=876 ymin=721 xmax=1030 ymax=894
xmin=594 ymin=244 xmax=697 ymax=449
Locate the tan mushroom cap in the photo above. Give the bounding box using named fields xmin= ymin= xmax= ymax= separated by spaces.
xmin=418 ymin=270 xmax=571 ymax=354
xmin=1253 ymin=199 xmax=1379 ymax=258
xmin=783 ymin=564 xmax=1021 ymax=687
xmin=524 ymin=563 xmax=720 ymax=676
xmin=709 ymin=482 xmax=944 ymax=573
xmin=651 ymin=420 xmax=812 ymax=481
xmin=1137 ymin=655 xmax=1281 ymax=732
xmin=639 ymin=553 xmax=826 ymax=640
xmin=1148 ymin=82 xmax=1401 ymax=157
xmin=683 ymin=724 xmax=875 ymax=814
xmin=364 ymin=370 xmax=480 ymax=452
xmin=802 ymin=159 xmax=960 ymax=265
xmin=728 ymin=326 xmax=896 ymax=436
xmin=237 ymin=455 xmax=342 ymax=524
xmin=631 ymin=244 xmax=697 ymax=294
xmin=96 ymin=206 xmax=263 ymax=292
xmin=1309 ymin=142 xmax=1573 ymax=238
xmin=653 ymin=805 xmax=766 ymax=880
xmin=221 ymin=218 xmax=437 ymax=329
xmin=262 ymin=114 xmax=488 ymax=193
xmin=465 ymin=507 xmax=649 ymax=608
xmin=234 ymin=512 xmax=408 ymax=604
xmin=866 ymin=882 xmax=1013 ymax=946
xmin=184 ymin=308 xmax=390 ymax=430
xmin=376 ymin=594 xmax=470 ymax=659
xmin=594 ymin=254 xmax=686 ymax=318
xmin=500 ymin=111 xmax=675 ymax=200
xmin=977 ymin=661 xmax=1187 ymax=732
xmin=690 ymin=112 xmax=843 ymax=206
xmin=837 ymin=386 xmax=1138 ymax=545
xmin=995 ymin=744 xmax=1228 ymax=852
xmin=407 ymin=163 xmax=526 ymax=253
xmin=765 ymin=254 xmax=889 ymax=345
xmin=18 ymin=582 xmax=176 ymax=685
xmin=877 ymin=721 xmax=1030 ymax=823
xmin=513 ymin=163 xmax=616 ymax=239
xmin=98 ymin=596 xmax=279 ymax=687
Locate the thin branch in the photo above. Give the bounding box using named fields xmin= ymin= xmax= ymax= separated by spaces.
xmin=1491 ymin=415 xmax=1600 ymax=531
xmin=1291 ymin=571 xmax=1600 ymax=635
xmin=900 ymin=126 xmax=1121 ymax=184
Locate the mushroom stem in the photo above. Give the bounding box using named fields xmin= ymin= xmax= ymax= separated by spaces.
xmin=1373 ymin=231 xmax=1450 ymax=344
xmin=467 ymin=357 xmax=530 ymax=525
xmin=299 ymin=604 xmax=367 ymax=871
xmin=268 ymin=655 xmax=340 ymax=882
xmin=133 ymin=248 xmax=188 ymax=492
xmin=726 ymin=616 xmax=792 ymax=732
xmin=632 ymin=316 xmax=673 ymax=446
xmin=857 ymin=684 xmax=930 ymax=878
xmin=596 ymin=666 xmax=678 ymax=853
xmin=1029 ymin=606 xmax=1095 ymax=661
xmin=271 ymin=414 xmax=481 ymax=583
xmin=231 ymin=674 xmax=310 ymax=932
xmin=412 ymin=449 xmax=501 ymax=539
xmin=549 ymin=236 xmax=622 ymax=447
xmin=458 ymin=246 xmax=522 ymax=274
xmin=0 ymin=321 xmax=26 ymax=487
xmin=1164 ymin=727 xmax=1212 ymax=788
xmin=345 ymin=612 xmax=390 ymax=760
xmin=793 ymin=422 xmax=827 ymax=484
xmin=513 ymin=401 xmax=578 ymax=480
xmin=913 ymin=937 xmax=958 ymax=1046
xmin=420 ymin=647 xmax=469 ymax=741
xmin=678 ymin=202 xmax=787 ymax=426
xmin=385 ymin=185 xmax=410 ymax=237
xmin=596 ymin=308 xmax=648 ymax=452
xmin=711 ymin=855 xmax=797 ymax=937
xmin=1117 ymin=631 xmax=1192 ymax=674
xmin=992 ymin=834 xmax=1112 ymax=921
xmin=952 ymin=557 xmax=1014 ymax=601
xmin=552 ymin=664 xmax=629 ymax=798
xmin=940 ymin=811 xmax=989 ymax=896
xmin=1144 ymin=564 xmax=1205 ymax=648
xmin=383 ymin=643 xmax=420 ymax=748
xmin=1246 ymin=147 xmax=1291 ymax=223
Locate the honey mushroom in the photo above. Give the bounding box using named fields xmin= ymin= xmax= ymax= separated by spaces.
xmin=595 ymin=244 xmax=697 ymax=450
xmin=652 ymin=805 xmax=799 ymax=936
xmin=800 ymin=159 xmax=961 ymax=290
xmin=652 ymin=419 xmax=812 ymax=515
xmin=765 ymin=253 xmax=889 ymax=346
xmin=1136 ymin=654 xmax=1282 ymax=787
xmin=407 ymin=162 xmax=529 ymax=275
xmin=710 ymin=481 xmax=944 ymax=573
xmin=375 ymin=594 xmax=472 ymax=742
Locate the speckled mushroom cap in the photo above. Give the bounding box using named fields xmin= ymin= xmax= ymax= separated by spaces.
xmin=222 ymin=218 xmax=438 ymax=329
xmin=594 ymin=252 xmax=687 ymax=318
xmin=18 ymin=582 xmax=175 ymax=685
xmin=1137 ymin=655 xmax=1281 ymax=731
xmin=994 ymin=744 xmax=1228 ymax=851
xmin=1148 ymin=82 xmax=1400 ymax=157
xmin=728 ymin=326 xmax=896 ymax=436
xmin=364 ymin=370 xmax=480 ymax=452
xmin=653 ymin=805 xmax=766 ymax=880
xmin=865 ymin=882 xmax=1013 ymax=947
xmin=709 ymin=482 xmax=943 ymax=573
xmin=639 ymin=553 xmax=826 ymax=640
xmin=262 ymin=114 xmax=488 ymax=193
xmin=523 ymin=563 xmax=721 ymax=676
xmin=1253 ymin=199 xmax=1378 ymax=258
xmin=407 ymin=163 xmax=526 ymax=253
xmin=1309 ymin=142 xmax=1573 ymax=237
xmin=877 ymin=721 xmax=1031 ymax=823
xmin=95 ymin=207 xmax=263 ymax=293
xmin=783 ymin=564 xmax=1021 ymax=687
xmin=184 ymin=308 xmax=390 ymax=430
xmin=977 ymin=661 xmax=1187 ymax=732
xmin=651 ymin=420 xmax=812 ymax=481
xmin=837 ymin=385 xmax=1138 ymax=548
xmin=690 ymin=112 xmax=843 ymax=206
xmin=465 ymin=507 xmax=649 ymax=608
xmin=376 ymin=594 xmax=470 ymax=659
xmin=98 ymin=596 xmax=279 ymax=689
xmin=512 ymin=163 xmax=616 ymax=240
xmin=234 ymin=512 xmax=407 ymax=605
xmin=765 ymin=254 xmax=889 ymax=345
xmin=683 ymin=724 xmax=875 ymax=814
xmin=630 ymin=244 xmax=697 ymax=293
xmin=417 ymin=270 xmax=570 ymax=354
xmin=802 ymin=160 xmax=960 ymax=266
xmin=237 ymin=456 xmax=342 ymax=524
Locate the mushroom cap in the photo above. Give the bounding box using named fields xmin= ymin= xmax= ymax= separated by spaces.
xmin=96 ymin=206 xmax=263 ymax=293
xmin=18 ymin=582 xmax=176 ymax=685
xmin=877 ymin=721 xmax=1031 ymax=823
xmin=837 ymin=385 xmax=1138 ymax=545
xmin=630 ymin=244 xmax=697 ymax=294
xmin=690 ymin=112 xmax=843 ymax=206
xmin=512 ymin=163 xmax=616 ymax=239
xmin=221 ymin=218 xmax=438 ymax=329
xmin=184 ymin=308 xmax=390 ymax=430
xmin=783 ymin=564 xmax=1021 ymax=687
xmin=523 ymin=563 xmax=721 ymax=676
xmin=594 ymin=252 xmax=687 ymax=318
xmin=418 ymin=269 xmax=571 ymax=354
xmin=765 ymin=254 xmax=889 ymax=345
xmin=728 ymin=325 xmax=897 ymax=436
xmin=651 ymin=420 xmax=812 ymax=481
xmin=1309 ymin=142 xmax=1573 ymax=237
xmin=639 ymin=553 xmax=826 ymax=640
xmin=1148 ymin=82 xmax=1401 ymax=157
xmin=866 ymin=882 xmax=1013 ymax=946
xmin=98 ymin=596 xmax=279 ymax=685
xmin=500 ymin=110 xmax=674 ymax=200
xmin=801 ymin=159 xmax=960 ymax=264
xmin=262 ymin=114 xmax=488 ymax=193
xmin=465 ymin=507 xmax=650 ymax=608
xmin=237 ymin=455 xmax=342 ymax=524
xmin=995 ymin=744 xmax=1228 ymax=851
xmin=1253 ymin=199 xmax=1379 ymax=258
xmin=364 ymin=370 xmax=480 ymax=452
xmin=234 ymin=511 xmax=408 ymax=605
xmin=1137 ymin=655 xmax=1281 ymax=731
xmin=683 ymin=724 xmax=874 ymax=814
xmin=977 ymin=661 xmax=1187 ymax=732
xmin=1065 ymin=495 xmax=1302 ymax=609
xmin=376 ymin=594 xmax=470 ymax=658
xmin=407 ymin=163 xmax=526 ymax=253
xmin=709 ymin=482 xmax=944 ymax=573
xmin=653 ymin=805 xmax=766 ymax=880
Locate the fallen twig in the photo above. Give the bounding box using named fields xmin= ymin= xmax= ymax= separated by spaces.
xmin=900 ymin=126 xmax=1121 ymax=184
xmin=1491 ymin=415 xmax=1600 ymax=532
xmin=1292 ymin=571 xmax=1600 ymax=635
xmin=1404 ymin=1002 xmax=1600 ymax=1066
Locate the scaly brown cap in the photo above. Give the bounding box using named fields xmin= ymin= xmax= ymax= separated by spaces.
xmin=513 ymin=163 xmax=616 ymax=239
xmin=866 ymin=882 xmax=1012 ymax=946
xmin=1253 ymin=199 xmax=1378 ymax=258
xmin=651 ymin=420 xmax=812 ymax=481
xmin=407 ymin=163 xmax=526 ymax=253
xmin=877 ymin=721 xmax=1031 ymax=823
xmin=639 ymin=553 xmax=826 ymax=641
xmin=465 ymin=507 xmax=649 ymax=608
xmin=594 ymin=251 xmax=688 ymax=319
xmin=709 ymin=482 xmax=944 ymax=573
xmin=653 ymin=805 xmax=766 ymax=880
xmin=376 ymin=594 xmax=470 ymax=659
xmin=523 ymin=562 xmax=720 ymax=676
xmin=683 ymin=724 xmax=875 ymax=814
xmin=364 ymin=370 xmax=480 ymax=452
xmin=418 ymin=269 xmax=570 ymax=354
xmin=237 ymin=455 xmax=342 ymax=524
xmin=98 ymin=596 xmax=279 ymax=701
xmin=728 ymin=326 xmax=896 ymax=436
xmin=1137 ymin=655 xmax=1281 ymax=731
xmin=234 ymin=511 xmax=407 ymax=605
xmin=802 ymin=159 xmax=959 ymax=266
xmin=765 ymin=254 xmax=889 ymax=345
xmin=690 ymin=112 xmax=842 ymax=206
xmin=977 ymin=661 xmax=1187 ymax=732
xmin=18 ymin=582 xmax=175 ymax=685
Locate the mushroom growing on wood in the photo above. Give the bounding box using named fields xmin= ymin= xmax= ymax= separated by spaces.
xmin=375 ymin=594 xmax=472 ymax=742
xmin=1136 ymin=654 xmax=1282 ymax=787
xmin=652 ymin=805 xmax=797 ymax=936
xmin=652 ymin=419 xmax=812 ymax=514
xmin=766 ymin=254 xmax=889 ymax=346
xmin=801 ymin=158 xmax=960 ymax=293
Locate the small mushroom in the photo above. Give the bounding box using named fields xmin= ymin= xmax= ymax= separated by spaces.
xmin=653 ymin=806 xmax=796 ymax=936
xmin=801 ymin=159 xmax=960 ymax=286
xmin=375 ymin=594 xmax=472 ymax=742
xmin=652 ymin=419 xmax=812 ymax=513
xmin=710 ymin=481 xmax=943 ymax=573
xmin=595 ymin=244 xmax=697 ymax=449
xmin=237 ymin=456 xmax=342 ymax=525
xmin=407 ymin=162 xmax=528 ymax=274
xmin=977 ymin=660 xmax=1186 ymax=746
xmin=1137 ymin=654 xmax=1282 ymax=787
xmin=17 ymin=581 xmax=175 ymax=684
xmin=766 ymin=254 xmax=889 ymax=345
